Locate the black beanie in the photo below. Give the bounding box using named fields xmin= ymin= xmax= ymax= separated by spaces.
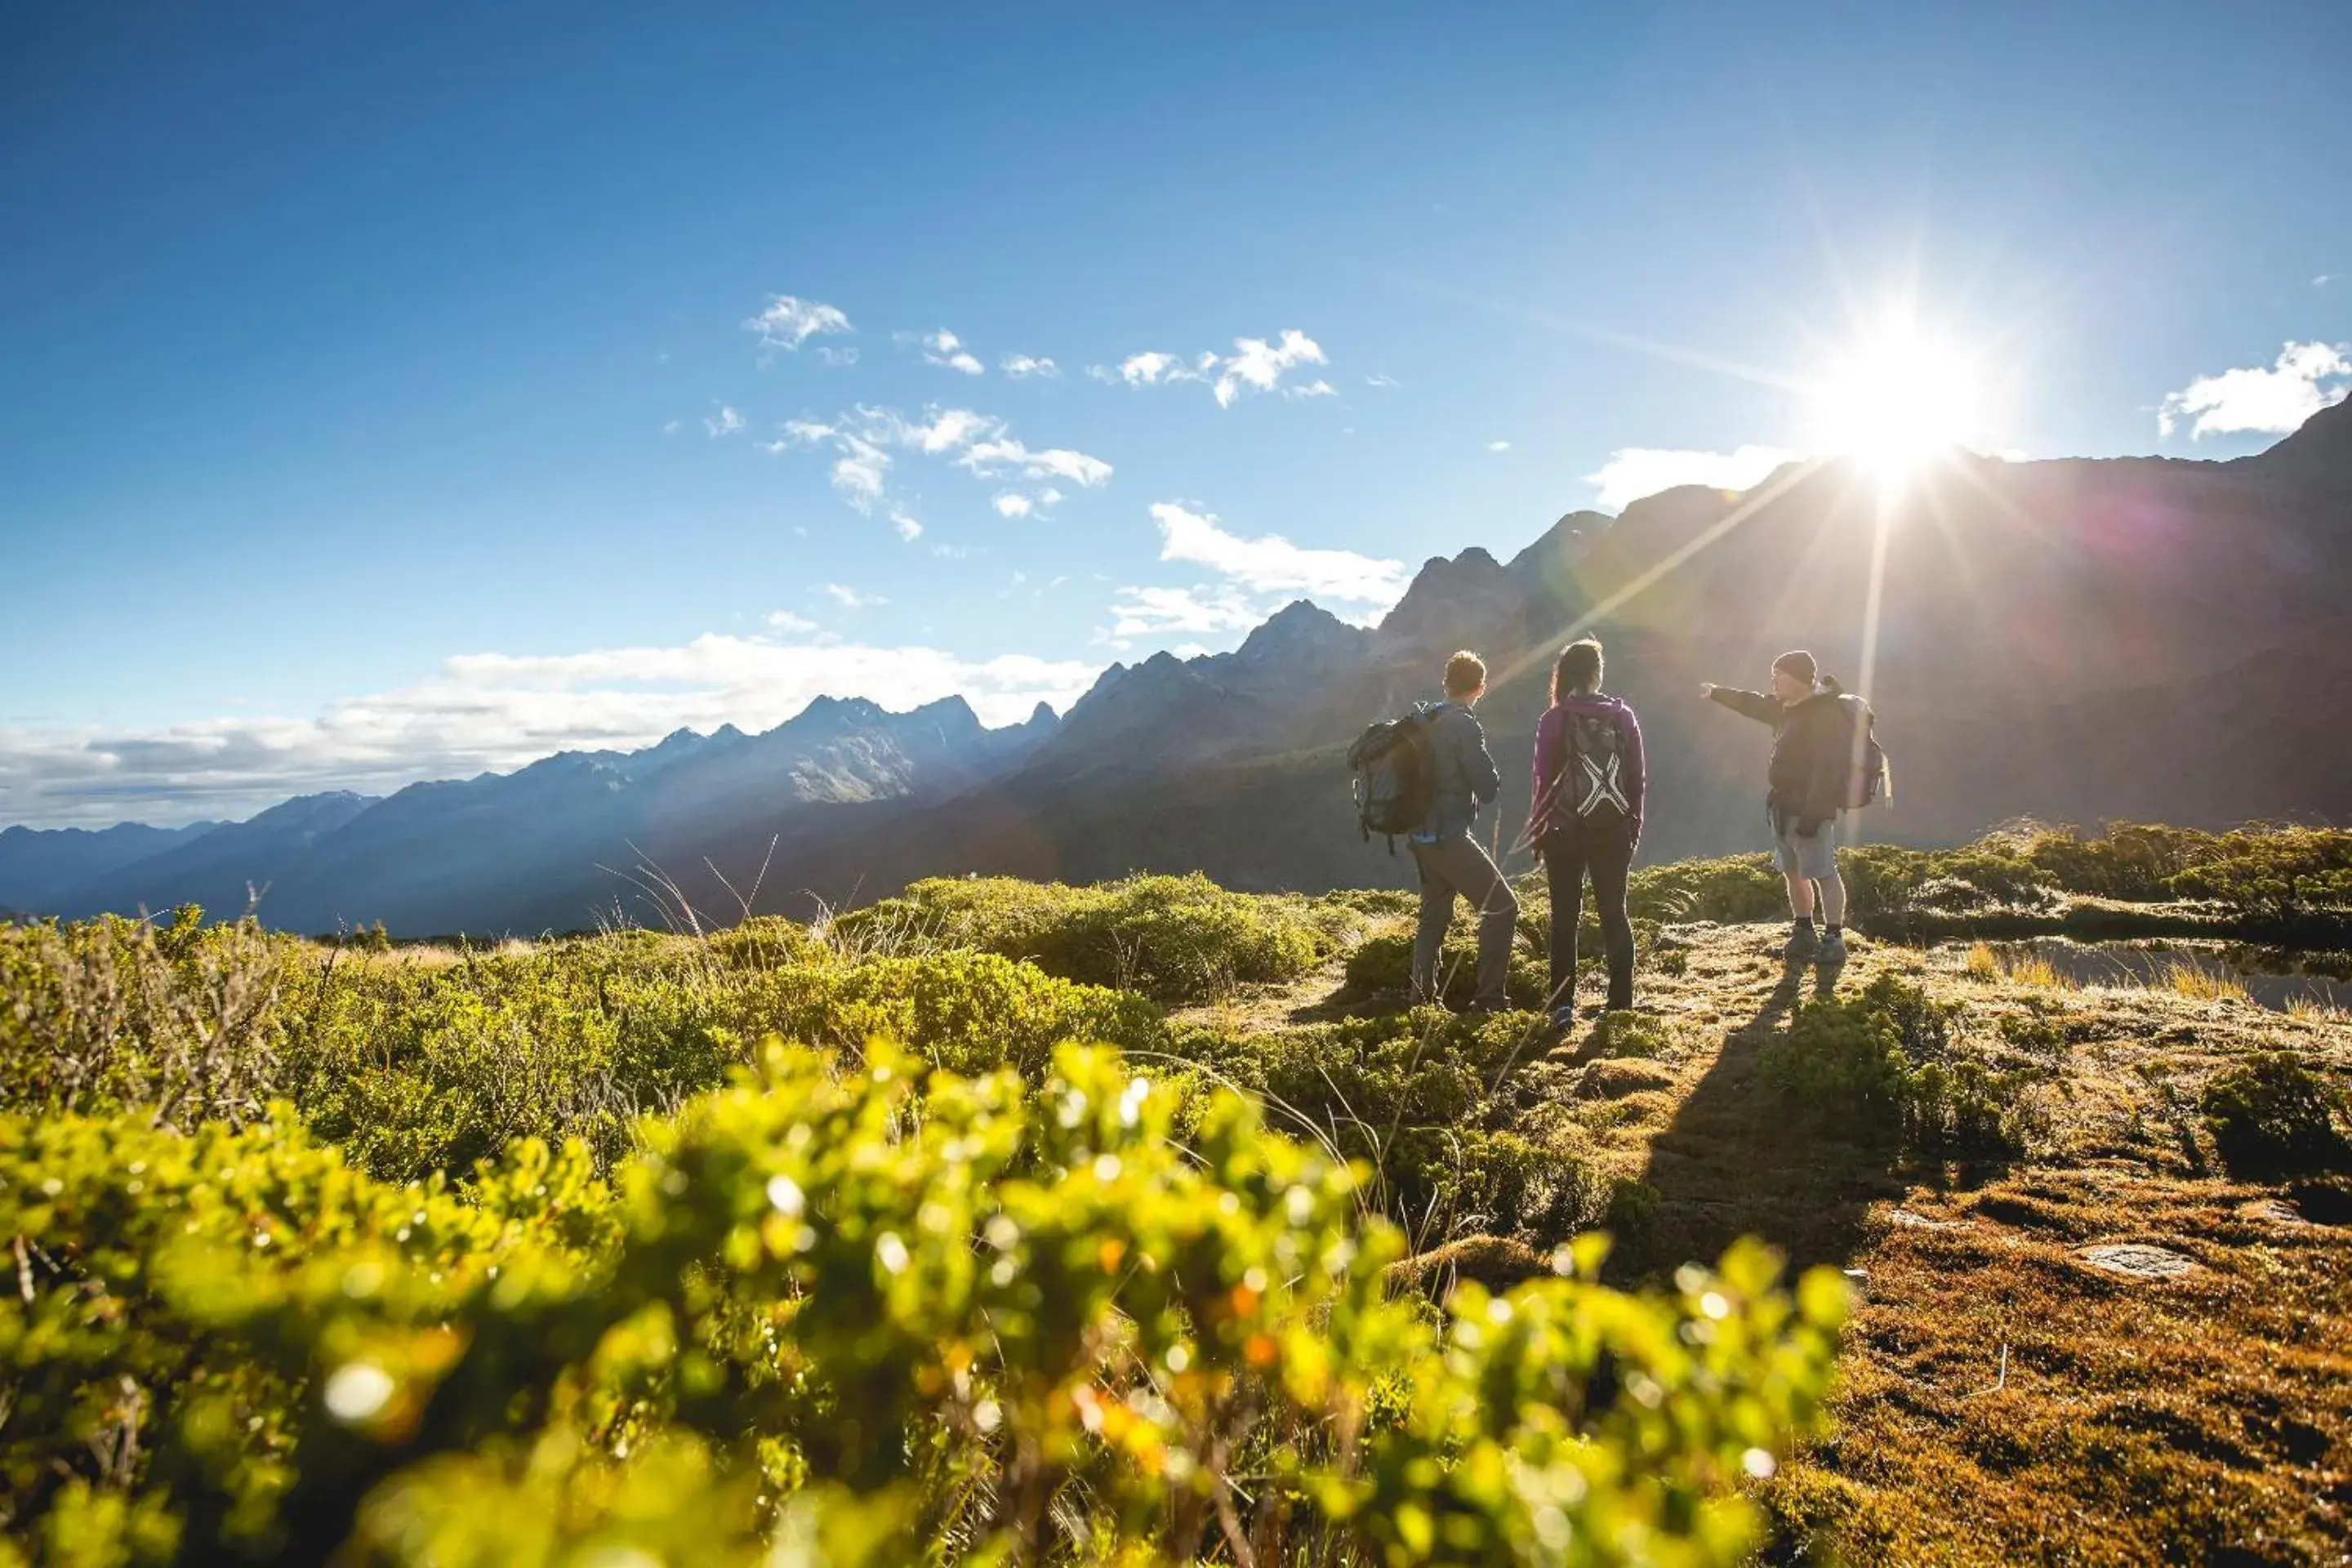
xmin=1772 ymin=649 xmax=1817 ymax=684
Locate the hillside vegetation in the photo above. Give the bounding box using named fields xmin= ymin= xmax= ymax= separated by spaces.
xmin=1 ymin=822 xmax=2346 ymax=1565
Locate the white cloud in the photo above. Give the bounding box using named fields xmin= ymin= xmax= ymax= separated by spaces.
xmin=1000 ymin=354 xmax=1059 ymax=379
xmin=1584 ymin=444 xmax=1796 ymax=511
xmin=2315 ymin=274 xmax=2339 ymax=288
xmin=1104 ymin=585 xmax=1266 ymax=640
xmin=992 ymin=492 xmax=1033 ymax=518
xmin=766 ymin=609 xmax=817 ymax=632
xmin=919 ymin=328 xmax=986 ymax=376
xmin=745 ymin=294 xmax=853 ymax=352
xmin=766 ymin=405 xmax=1108 ymax=519
xmin=822 ymin=584 xmax=887 ymax=609
xmin=956 ymin=436 xmax=1113 ymax=488
xmin=1214 ymin=330 xmax=1327 ymax=407
xmin=1365 ymin=373 xmax=1401 ymax=388
xmin=816 ymin=345 xmax=860 ymax=368
xmin=2157 ymin=340 xmax=2350 ymax=439
xmin=1094 ymin=330 xmax=1333 ymax=408
xmin=889 ymin=509 xmax=923 ymax=542
xmin=1486 ymin=439 xmax=1511 ymax=452
xmin=662 ymin=419 xmax=682 ymax=436
xmin=1096 ymin=350 xmax=1197 ymax=387
xmin=705 ymin=404 xmax=745 ymax=439
xmin=1148 ymin=501 xmax=1409 ymax=606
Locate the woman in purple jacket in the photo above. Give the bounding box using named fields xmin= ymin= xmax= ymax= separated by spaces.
xmin=1523 ymin=637 xmax=1645 ymax=1026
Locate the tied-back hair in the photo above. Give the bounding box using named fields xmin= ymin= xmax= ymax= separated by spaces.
xmin=1551 ymin=637 xmax=1604 ymax=705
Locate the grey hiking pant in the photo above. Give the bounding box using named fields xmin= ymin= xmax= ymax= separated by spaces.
xmin=1407 ymin=832 xmax=1519 ymax=1008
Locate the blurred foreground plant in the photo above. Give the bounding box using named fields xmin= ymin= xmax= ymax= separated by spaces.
xmin=4 ymin=1042 xmax=1842 ymax=1566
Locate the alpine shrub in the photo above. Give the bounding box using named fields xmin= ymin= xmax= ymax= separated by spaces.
xmin=0 ymin=1045 xmax=1846 ymax=1566
xmin=2199 ymin=1050 xmax=2351 ymax=1176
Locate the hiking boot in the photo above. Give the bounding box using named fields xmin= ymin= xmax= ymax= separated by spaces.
xmin=1784 ymin=924 xmax=1820 ymax=964
xmin=1816 ymin=930 xmax=1849 ymax=968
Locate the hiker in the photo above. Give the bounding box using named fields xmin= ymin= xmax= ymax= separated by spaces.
xmin=1699 ymin=650 xmax=1864 ymax=968
xmin=1407 ymin=650 xmax=1517 ymax=1010
xmin=1523 ymin=637 xmax=1642 ymax=1026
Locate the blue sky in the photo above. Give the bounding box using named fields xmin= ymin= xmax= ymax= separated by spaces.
xmin=4 ymin=0 xmax=2349 ymax=825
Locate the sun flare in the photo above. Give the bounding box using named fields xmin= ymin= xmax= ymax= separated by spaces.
xmin=1811 ymin=323 xmax=1988 ymax=481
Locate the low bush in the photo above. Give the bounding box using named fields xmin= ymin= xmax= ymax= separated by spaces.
xmin=1192 ymin=1009 xmax=1595 ymax=1244
xmin=831 ymin=873 xmax=1334 ymax=1004
xmin=0 ymin=1045 xmax=1846 ymax=1566
xmin=2198 ymin=1050 xmax=2350 ymax=1177
xmin=1627 ymin=854 xmax=1786 ymax=924
xmin=1761 ymin=976 xmax=2036 ymax=1160
xmin=1339 ymin=929 xmax=1550 ymax=1008
xmin=0 ymin=919 xmax=1163 ymax=1184
xmin=2170 ymin=825 xmax=2352 ymax=921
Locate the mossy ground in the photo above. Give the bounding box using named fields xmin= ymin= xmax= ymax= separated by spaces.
xmin=1178 ymin=911 xmax=2352 ymax=1565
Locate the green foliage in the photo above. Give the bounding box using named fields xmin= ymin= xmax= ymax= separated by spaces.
xmin=1761 ymin=976 xmax=2038 ymax=1160
xmin=1627 ymin=855 xmax=1786 ymax=924
xmin=2198 ymin=1050 xmax=2351 ymax=1177
xmin=1339 ymin=929 xmax=1551 ymax=1008
xmin=2169 ymin=825 xmax=2352 ymax=920
xmin=1590 ymin=1010 xmax=1675 ymax=1058
xmin=1 ymin=1047 xmax=1845 ymax=1566
xmin=832 ymin=872 xmax=1336 ymax=1004
xmin=1183 ymin=1008 xmax=1597 ymax=1245
xmin=0 ymin=920 xmax=1162 ymax=1185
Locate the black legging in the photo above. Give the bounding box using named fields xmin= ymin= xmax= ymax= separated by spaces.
xmin=1541 ymin=819 xmax=1636 ymax=1013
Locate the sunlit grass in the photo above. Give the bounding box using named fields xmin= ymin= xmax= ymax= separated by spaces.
xmin=2156 ymin=957 xmax=2250 ymax=1004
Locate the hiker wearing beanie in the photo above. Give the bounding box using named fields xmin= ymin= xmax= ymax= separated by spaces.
xmin=1521 ymin=636 xmax=1643 ymax=1027
xmin=1699 ymin=650 xmax=1858 ymax=968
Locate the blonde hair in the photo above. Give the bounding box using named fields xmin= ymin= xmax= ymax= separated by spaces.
xmin=1443 ymin=650 xmax=1487 ymax=697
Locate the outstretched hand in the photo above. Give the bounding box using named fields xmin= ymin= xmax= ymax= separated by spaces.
xmin=1697 ymin=681 xmax=1717 ymax=699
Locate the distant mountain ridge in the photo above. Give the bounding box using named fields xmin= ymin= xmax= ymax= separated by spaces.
xmin=8 ymin=403 xmax=2348 ymax=935
xmin=5 ymin=693 xmax=1059 ymax=933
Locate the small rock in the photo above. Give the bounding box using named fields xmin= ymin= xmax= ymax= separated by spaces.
xmin=2237 ymin=1198 xmax=2305 ymax=1227
xmin=1889 ymin=1208 xmax=1967 ymax=1231
xmin=2078 ymin=1243 xmax=2198 ymax=1281
xmin=1841 ymin=1267 xmax=1869 ymax=1301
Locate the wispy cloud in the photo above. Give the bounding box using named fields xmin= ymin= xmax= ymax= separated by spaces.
xmin=766 ymin=610 xmax=817 ymax=633
xmin=1150 ymin=501 xmax=1408 ymax=604
xmin=956 ymin=436 xmax=1112 ymax=489
xmin=1000 ymin=354 xmax=1059 ymax=379
xmin=2157 ymin=340 xmax=2350 ymax=439
xmin=1486 ymin=439 xmax=1511 ymax=452
xmin=1088 ymin=329 xmax=1333 ymax=407
xmin=916 ymin=328 xmax=986 ymax=376
xmin=822 ymin=584 xmax=888 ymax=609
xmin=889 ymin=508 xmax=923 ymax=542
xmin=1584 ymin=444 xmax=1795 ymax=510
xmin=744 ymin=294 xmax=853 ymax=352
xmin=764 ymin=405 xmax=1111 ymax=519
xmin=992 ymin=493 xmax=1033 ymax=518
xmin=2315 ymin=274 xmax=2339 ymax=288
xmin=1214 ymin=330 xmax=1327 ymax=407
xmin=705 ymin=404 xmax=745 ymax=438
xmin=1365 ymin=372 xmax=1401 ymax=389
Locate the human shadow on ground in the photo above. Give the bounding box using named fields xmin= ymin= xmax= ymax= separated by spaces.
xmin=1609 ymin=949 xmax=1897 ymax=1288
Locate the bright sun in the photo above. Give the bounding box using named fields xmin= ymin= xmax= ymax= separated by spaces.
xmin=1812 ymin=323 xmax=1986 ymax=481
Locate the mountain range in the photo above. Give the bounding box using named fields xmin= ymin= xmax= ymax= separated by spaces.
xmin=7 ymin=399 xmax=2348 ymax=936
